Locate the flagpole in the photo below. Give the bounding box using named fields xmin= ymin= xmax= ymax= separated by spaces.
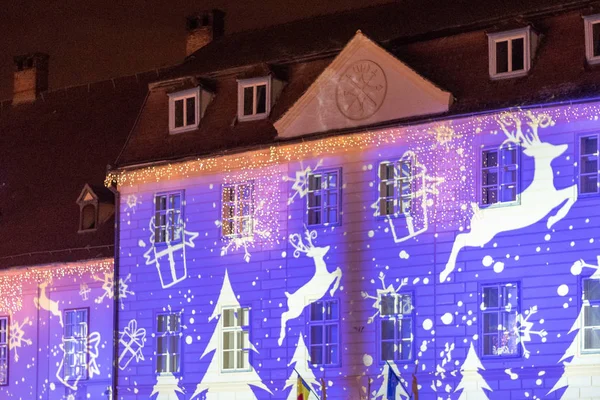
xmin=294 ymin=367 xmax=321 ymax=400
xmin=386 ymin=361 xmax=410 ymax=398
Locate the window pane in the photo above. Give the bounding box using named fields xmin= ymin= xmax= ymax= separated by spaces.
xmin=381 ymin=295 xmax=396 ymax=316
xmin=483 ymin=312 xmax=498 ymax=333
xmin=400 ymin=341 xmax=412 ymax=360
xmin=483 ymin=287 xmax=499 ymax=308
xmin=223 ymin=309 xmax=235 ymax=327
xmin=500 ymin=185 xmax=517 ymax=202
xmin=483 ymin=334 xmax=495 ymax=355
xmin=308 ymin=193 xmax=321 ymax=208
xmin=223 ymin=332 xmax=235 ymax=350
xmin=256 ymin=84 xmax=267 ymax=114
xmin=327 ymin=208 xmax=337 ymax=224
xmin=326 ymin=301 xmax=339 ymax=320
xmin=582 ymin=136 xmax=598 ymax=155
xmin=593 ymin=23 xmax=600 ymax=57
xmin=186 ymin=96 xmax=196 ymax=126
xmin=401 ymin=295 xmax=412 ymax=314
xmin=311 ymin=326 xmax=323 ymax=345
xmin=511 ymin=38 xmax=525 ymax=71
xmin=310 ymin=345 xmax=323 ymax=365
xmin=310 ymin=302 xmax=324 ymax=321
xmin=482 ymin=170 xmax=498 ymax=186
xmin=584 ymin=305 xmax=600 ymax=327
xmin=243 ymin=87 xmax=253 ymax=115
xmin=308 ymin=174 xmax=321 ymax=191
xmin=584 ymin=326 xmax=600 ymax=350
xmin=581 ymin=175 xmax=598 ymax=194
xmin=581 ymin=155 xmax=598 ymax=174
xmin=483 ymin=151 xmax=498 ymax=168
xmin=381 ymin=341 xmax=394 ymax=361
xmin=381 ymin=320 xmax=395 ymax=340
xmin=400 ymin=319 xmax=412 ymax=339
xmin=325 ymin=325 xmax=338 ymax=343
xmin=502 ymin=147 xmax=517 ymax=165
xmin=223 ymin=350 xmax=234 ymax=369
xmin=326 ymin=345 xmax=338 ymax=364
xmin=174 ymin=99 xmax=184 ymax=127
xmin=584 ymin=279 xmax=600 ymax=301
xmin=496 ymin=41 xmax=509 ymax=74
xmin=328 ymin=173 xmax=337 ymax=188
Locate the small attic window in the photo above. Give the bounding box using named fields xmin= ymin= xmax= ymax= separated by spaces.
xmin=584 ymin=14 xmax=600 ymax=65
xmin=237 ymin=77 xmax=271 ymax=121
xmin=77 ymin=185 xmax=98 ymax=233
xmin=168 ymin=87 xmax=200 ymax=134
xmin=488 ymin=27 xmax=537 ymax=79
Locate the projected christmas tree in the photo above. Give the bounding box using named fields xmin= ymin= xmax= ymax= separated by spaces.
xmin=192 ymin=270 xmax=271 ymax=399
xmin=284 ymin=335 xmax=319 ymax=400
xmin=455 ymin=343 xmax=491 ymax=400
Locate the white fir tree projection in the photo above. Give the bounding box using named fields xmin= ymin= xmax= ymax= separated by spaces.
xmin=373 ymin=362 xmax=409 ymax=400
xmin=192 ymin=269 xmax=271 ymax=399
xmin=455 ymin=343 xmax=491 ymax=400
xmin=283 ymin=335 xmax=319 ymax=400
xmin=548 ymin=258 xmax=600 ymax=397
xmin=151 ymin=373 xmax=185 ymax=400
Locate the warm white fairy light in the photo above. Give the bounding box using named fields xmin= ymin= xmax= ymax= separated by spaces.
xmin=0 ymin=259 xmax=113 ymax=314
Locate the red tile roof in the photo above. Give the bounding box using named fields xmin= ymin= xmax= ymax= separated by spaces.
xmin=0 ymin=72 xmax=156 ymax=268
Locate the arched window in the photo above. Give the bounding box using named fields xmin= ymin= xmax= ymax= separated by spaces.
xmin=81 ymin=204 xmax=96 ymax=231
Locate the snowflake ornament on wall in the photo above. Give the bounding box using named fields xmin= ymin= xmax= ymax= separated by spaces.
xmin=93 ymin=272 xmax=134 ymax=309
xmin=283 ymin=160 xmax=323 ymax=205
xmin=9 ymin=317 xmax=32 ymax=362
xmin=361 ymin=271 xmax=409 ymax=323
xmin=514 ymin=306 xmax=547 ymax=358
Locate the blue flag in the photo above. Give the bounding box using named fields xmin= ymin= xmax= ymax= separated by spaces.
xmin=386 ymin=363 xmax=400 ymax=399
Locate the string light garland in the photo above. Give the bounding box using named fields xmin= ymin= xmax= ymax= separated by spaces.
xmin=106 ymin=103 xmax=600 ymax=189
xmin=0 ymin=259 xmax=113 ymax=314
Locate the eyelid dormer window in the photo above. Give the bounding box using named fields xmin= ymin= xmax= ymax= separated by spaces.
xmin=488 ymin=27 xmax=538 ymax=79
xmin=168 ymin=86 xmax=209 ymax=134
xmin=584 ymin=14 xmax=600 ymax=65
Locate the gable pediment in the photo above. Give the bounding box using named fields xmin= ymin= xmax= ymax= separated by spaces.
xmin=76 ymin=184 xmax=98 ymax=204
xmin=274 ymin=31 xmax=453 ymax=139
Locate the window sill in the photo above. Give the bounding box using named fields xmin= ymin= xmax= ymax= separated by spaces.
xmin=490 ymin=70 xmax=528 ymax=80
xmin=586 ymin=56 xmax=600 ymax=66
xmin=169 ymin=125 xmax=198 ymax=135
xmin=78 ymin=228 xmax=97 ymax=234
xmin=238 ymin=113 xmax=268 ymax=122
xmin=479 ymin=199 xmax=521 ymax=209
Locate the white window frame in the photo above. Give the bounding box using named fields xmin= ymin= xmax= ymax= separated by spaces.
xmin=584 ymin=14 xmax=600 ymax=65
xmin=488 ymin=27 xmax=532 ymax=79
xmin=379 ymin=293 xmax=413 ymax=363
xmin=221 ymin=306 xmax=251 ymax=372
xmin=0 ymin=316 xmax=8 ymax=386
xmin=581 ymin=277 xmax=600 ymax=353
xmin=156 ymin=312 xmax=182 ymax=374
xmin=221 ymin=182 xmax=254 ymax=238
xmin=378 ymin=157 xmax=413 ymax=217
xmin=480 ymin=144 xmax=520 ymax=206
xmin=168 ymin=87 xmax=200 ymax=134
xmin=237 ymin=76 xmax=271 ymax=121
xmin=307 ymin=169 xmax=342 ymax=226
xmin=578 ymin=133 xmax=600 ymax=195
xmin=63 ymin=308 xmax=89 ymax=381
xmin=154 ymin=191 xmax=184 ymax=244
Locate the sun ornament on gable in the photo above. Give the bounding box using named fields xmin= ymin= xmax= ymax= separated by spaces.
xmin=274 ymin=30 xmax=453 ymax=139
xmin=76 ymin=184 xmax=115 ymax=233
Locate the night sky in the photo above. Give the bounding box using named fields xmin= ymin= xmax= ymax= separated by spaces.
xmin=0 ymin=0 xmax=390 ymax=101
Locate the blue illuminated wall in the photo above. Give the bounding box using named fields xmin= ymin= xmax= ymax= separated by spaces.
xmin=115 ymin=106 xmax=600 ymax=399
xmin=0 ymin=260 xmax=115 ymax=400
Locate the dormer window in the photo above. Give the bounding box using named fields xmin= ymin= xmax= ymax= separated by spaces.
xmin=76 ymin=184 xmax=115 ymax=233
xmin=488 ymin=27 xmax=538 ymax=79
xmin=168 ymin=87 xmax=200 ymax=134
xmin=237 ymin=77 xmax=271 ymax=121
xmin=584 ymin=14 xmax=600 ymax=65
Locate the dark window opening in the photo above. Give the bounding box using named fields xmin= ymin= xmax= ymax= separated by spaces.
xmin=81 ymin=204 xmax=96 ymax=230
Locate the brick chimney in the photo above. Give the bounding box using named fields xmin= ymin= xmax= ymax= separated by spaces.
xmin=12 ymin=53 xmax=49 ymax=105
xmin=186 ymin=10 xmax=225 ymax=57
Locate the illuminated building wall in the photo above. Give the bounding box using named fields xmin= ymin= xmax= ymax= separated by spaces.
xmin=0 ymin=259 xmax=115 ymax=400
xmin=112 ymin=104 xmax=600 ymax=399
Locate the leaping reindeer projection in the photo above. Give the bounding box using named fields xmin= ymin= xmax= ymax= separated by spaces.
xmin=440 ymin=111 xmax=578 ymax=282
xmin=33 ymin=280 xmax=63 ymax=327
xmin=278 ymin=230 xmax=342 ymax=346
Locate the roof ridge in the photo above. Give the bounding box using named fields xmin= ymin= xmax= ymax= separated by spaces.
xmin=0 ymin=64 xmax=178 ymax=104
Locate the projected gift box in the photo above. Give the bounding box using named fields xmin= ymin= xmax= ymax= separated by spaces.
xmin=118 ymin=319 xmax=146 ymax=370
xmin=143 ymin=217 xmax=199 ymax=289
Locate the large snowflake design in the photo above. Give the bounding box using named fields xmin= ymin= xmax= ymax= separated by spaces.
xmin=283 ymin=160 xmax=323 ymax=205
xmin=93 ymin=273 xmax=134 ymax=309
xmin=428 ymin=124 xmax=462 ymax=152
xmin=9 ymin=317 xmax=32 ymax=362
xmin=361 ymin=271 xmax=409 ymax=324
xmin=514 ymin=306 xmax=547 ymax=358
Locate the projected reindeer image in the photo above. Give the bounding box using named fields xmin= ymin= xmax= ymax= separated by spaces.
xmin=278 ymin=230 xmax=342 ymax=346
xmin=33 ymin=280 xmax=63 ymax=327
xmin=440 ymin=111 xmax=577 ymax=282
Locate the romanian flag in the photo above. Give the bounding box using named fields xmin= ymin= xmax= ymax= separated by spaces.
xmin=297 ymin=375 xmax=312 ymax=400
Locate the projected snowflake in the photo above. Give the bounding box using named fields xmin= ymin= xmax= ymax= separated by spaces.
xmin=514 ymin=306 xmax=547 ymax=358
xmin=283 ymin=160 xmax=323 ymax=205
xmin=428 ymin=123 xmax=463 ymax=152
xmin=361 ymin=271 xmax=409 ymax=324
xmin=93 ymin=272 xmax=134 ymax=309
xmin=9 ymin=317 xmax=32 ymax=362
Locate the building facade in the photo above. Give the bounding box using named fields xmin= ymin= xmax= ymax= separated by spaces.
xmin=108 ymin=3 xmax=600 ymax=400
